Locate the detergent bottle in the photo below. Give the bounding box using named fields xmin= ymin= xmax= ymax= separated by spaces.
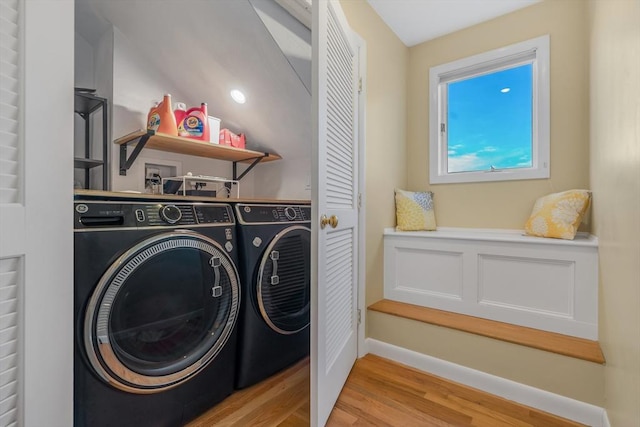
xmin=180 ymin=103 xmax=209 ymax=141
xmin=173 ymin=102 xmax=188 ymax=137
xmin=146 ymin=101 xmax=159 ymax=131
xmin=147 ymin=94 xmax=178 ymax=136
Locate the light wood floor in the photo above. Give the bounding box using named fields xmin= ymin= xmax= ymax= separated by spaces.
xmin=187 ymin=354 xmax=586 ymax=427
xmin=186 ymin=357 xmax=309 ymax=427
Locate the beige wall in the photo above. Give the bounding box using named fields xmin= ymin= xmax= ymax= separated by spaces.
xmin=407 ymin=0 xmax=590 ymax=229
xmin=340 ymin=0 xmax=408 ymax=308
xmin=588 ymin=0 xmax=640 ymax=424
xmin=361 ymin=0 xmax=605 ymax=405
xmin=370 ymin=312 xmax=604 ymax=405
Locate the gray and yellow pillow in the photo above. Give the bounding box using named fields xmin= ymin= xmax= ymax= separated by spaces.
xmin=524 ymin=189 xmax=591 ymax=240
xmin=395 ymin=189 xmax=436 ymax=231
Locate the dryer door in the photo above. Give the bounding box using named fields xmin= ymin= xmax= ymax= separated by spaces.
xmin=257 ymin=225 xmax=311 ymax=334
xmin=84 ymin=230 xmax=240 ymax=394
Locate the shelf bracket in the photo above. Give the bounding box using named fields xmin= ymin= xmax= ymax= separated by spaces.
xmin=119 ymin=132 xmax=153 ymax=175
xmin=233 ymin=153 xmax=270 ymax=181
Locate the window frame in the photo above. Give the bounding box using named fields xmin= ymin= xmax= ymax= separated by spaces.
xmin=429 ymin=35 xmax=550 ymax=184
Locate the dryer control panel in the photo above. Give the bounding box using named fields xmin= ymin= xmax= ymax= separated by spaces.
xmin=74 ymin=201 xmax=234 ymax=230
xmin=235 ymin=204 xmax=311 ymax=224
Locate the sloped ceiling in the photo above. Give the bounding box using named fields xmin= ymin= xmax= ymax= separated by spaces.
xmin=250 ymin=0 xmax=311 ymax=94
xmin=75 ymin=0 xmax=311 ymax=160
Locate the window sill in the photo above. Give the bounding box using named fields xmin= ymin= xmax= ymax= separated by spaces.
xmin=429 ymin=167 xmax=550 ymax=184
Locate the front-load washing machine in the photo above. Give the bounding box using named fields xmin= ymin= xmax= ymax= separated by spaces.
xmin=233 ymin=203 xmax=311 ymax=389
xmin=74 ymin=198 xmax=240 ymax=427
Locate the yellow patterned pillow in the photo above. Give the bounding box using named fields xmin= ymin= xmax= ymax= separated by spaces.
xmin=524 ymin=190 xmax=591 ymax=240
xmin=395 ymin=189 xmax=436 ymax=231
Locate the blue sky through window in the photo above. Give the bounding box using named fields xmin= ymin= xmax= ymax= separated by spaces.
xmin=447 ymin=64 xmax=533 ymax=173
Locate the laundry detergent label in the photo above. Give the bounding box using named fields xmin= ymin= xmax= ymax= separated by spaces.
xmin=147 ymin=112 xmax=160 ymax=131
xmin=183 ymin=116 xmax=204 ymax=137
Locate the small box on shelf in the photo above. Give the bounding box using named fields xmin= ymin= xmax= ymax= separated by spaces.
xmin=208 ymin=116 xmax=221 ymax=144
xmin=219 ymin=128 xmax=246 ymax=149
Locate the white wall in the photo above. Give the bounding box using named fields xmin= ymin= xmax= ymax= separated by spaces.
xmin=248 ymin=0 xmax=312 ymax=201
xmin=252 ymin=156 xmax=311 ymax=200
xmin=109 ymin=27 xmax=251 ymax=194
xmin=74 ymin=33 xmax=94 ymax=89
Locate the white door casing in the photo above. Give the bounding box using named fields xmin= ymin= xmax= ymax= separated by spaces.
xmin=312 ymin=1 xmax=359 ymax=425
xmin=0 ymin=0 xmax=74 ymax=425
xmin=355 ymin=35 xmax=367 ymax=359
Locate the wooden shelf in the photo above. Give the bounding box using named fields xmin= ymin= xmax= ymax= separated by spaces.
xmin=369 ymin=299 xmax=605 ymax=364
xmin=114 ymin=130 xmax=282 ymax=180
xmin=115 ymin=129 xmax=281 ymax=162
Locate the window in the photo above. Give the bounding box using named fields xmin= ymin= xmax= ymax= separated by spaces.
xmin=429 ymin=35 xmax=550 ymax=184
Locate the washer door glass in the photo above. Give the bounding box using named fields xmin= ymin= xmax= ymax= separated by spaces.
xmin=84 ymin=230 xmax=239 ymax=393
xmin=257 ymin=226 xmax=310 ymax=334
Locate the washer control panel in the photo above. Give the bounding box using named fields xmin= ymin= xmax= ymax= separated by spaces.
xmin=235 ymin=204 xmax=311 ymax=224
xmin=74 ymin=201 xmax=234 ymax=230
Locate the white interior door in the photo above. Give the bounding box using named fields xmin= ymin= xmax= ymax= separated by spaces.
xmin=0 ymin=0 xmax=74 ymax=425
xmin=311 ymin=0 xmax=359 ymax=425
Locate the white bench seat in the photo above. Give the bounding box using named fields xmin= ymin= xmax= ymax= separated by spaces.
xmin=383 ymin=227 xmax=599 ymax=340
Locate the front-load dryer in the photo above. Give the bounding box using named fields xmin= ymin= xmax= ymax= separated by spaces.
xmin=233 ymin=203 xmax=311 ymax=389
xmin=74 ymin=199 xmax=240 ymax=427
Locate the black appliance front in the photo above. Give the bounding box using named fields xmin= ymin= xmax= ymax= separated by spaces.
xmin=234 ymin=203 xmax=311 ymax=389
xmin=74 ymin=200 xmax=240 ymax=427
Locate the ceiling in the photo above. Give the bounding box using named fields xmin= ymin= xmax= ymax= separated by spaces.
xmin=366 ymin=0 xmax=542 ymax=47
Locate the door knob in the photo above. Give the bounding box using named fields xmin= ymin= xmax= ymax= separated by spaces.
xmin=320 ymin=214 xmax=339 ymax=229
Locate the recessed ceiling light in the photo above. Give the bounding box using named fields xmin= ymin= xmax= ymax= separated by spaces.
xmin=230 ymin=89 xmax=246 ymax=104
xmin=501 ymin=87 xmax=511 ymax=93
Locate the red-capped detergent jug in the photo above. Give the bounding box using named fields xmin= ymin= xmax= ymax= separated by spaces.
xmin=147 ymin=94 xmax=178 ymax=136
xmin=179 ymin=103 xmax=209 ymax=141
xmin=173 ymin=102 xmax=187 ymax=137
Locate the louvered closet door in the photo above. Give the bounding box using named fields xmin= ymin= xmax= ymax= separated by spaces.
xmin=312 ymin=0 xmax=359 ymax=425
xmin=1 ymin=0 xmax=73 ymax=424
xmin=0 ymin=1 xmax=23 ymax=425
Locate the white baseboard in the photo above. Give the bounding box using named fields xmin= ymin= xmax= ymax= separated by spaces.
xmin=365 ymin=338 xmax=607 ymax=427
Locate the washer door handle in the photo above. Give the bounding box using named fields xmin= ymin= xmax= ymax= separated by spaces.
xmin=270 ymin=250 xmax=279 ymax=285
xmin=210 ymin=256 xmax=222 ymax=297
